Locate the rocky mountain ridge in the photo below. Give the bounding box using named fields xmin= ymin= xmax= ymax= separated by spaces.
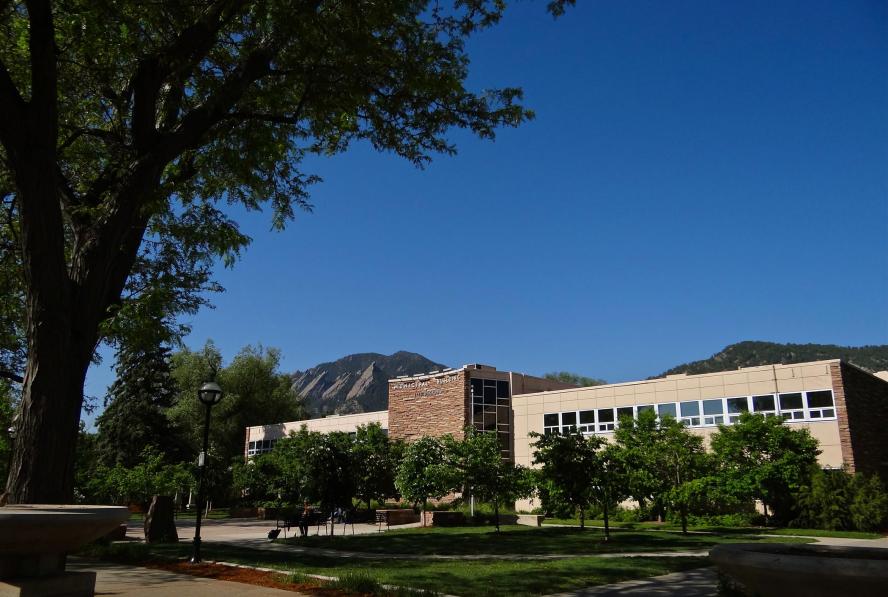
xmin=291 ymin=351 xmax=447 ymax=416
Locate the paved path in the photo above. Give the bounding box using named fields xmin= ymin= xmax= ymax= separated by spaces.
xmin=542 ymin=567 xmax=719 ymax=597
xmin=69 ymin=558 xmax=304 ymax=596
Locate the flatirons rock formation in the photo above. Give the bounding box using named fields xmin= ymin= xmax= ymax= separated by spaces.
xmin=292 ymin=351 xmax=448 ymax=416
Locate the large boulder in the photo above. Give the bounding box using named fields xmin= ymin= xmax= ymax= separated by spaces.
xmin=144 ymin=496 xmax=178 ymax=543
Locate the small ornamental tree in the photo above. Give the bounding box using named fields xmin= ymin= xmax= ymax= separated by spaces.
xmin=710 ymin=412 xmax=820 ymax=525
xmin=445 ymin=428 xmax=530 ymax=532
xmin=530 ymin=430 xmax=604 ymax=530
xmin=657 ymin=417 xmax=710 ymax=534
xmin=353 ymin=422 xmax=397 ymax=510
xmin=613 ymin=409 xmax=669 ymax=519
xmin=395 ymin=436 xmax=451 ymax=524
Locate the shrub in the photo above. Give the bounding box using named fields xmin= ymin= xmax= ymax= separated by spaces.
xmin=849 ymin=474 xmax=888 ymax=532
xmin=331 ymin=571 xmax=383 ymax=595
xmin=794 ymin=467 xmax=888 ymax=532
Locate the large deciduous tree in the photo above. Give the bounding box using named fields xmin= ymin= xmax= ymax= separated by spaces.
xmin=0 ymin=0 xmax=572 ymax=503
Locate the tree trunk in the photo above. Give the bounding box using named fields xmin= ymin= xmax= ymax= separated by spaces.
xmin=603 ymin=500 xmax=610 ymax=541
xmin=680 ymin=506 xmax=688 ymax=535
xmin=579 ymin=505 xmax=585 ymax=530
xmin=5 ymin=320 xmax=94 ymax=503
xmin=494 ymin=497 xmax=500 ymax=533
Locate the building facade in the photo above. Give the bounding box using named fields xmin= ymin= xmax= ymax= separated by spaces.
xmin=246 ymin=359 xmax=888 ymax=508
xmin=512 ymin=359 xmax=888 ymax=510
xmin=244 ymin=364 xmax=572 ymax=460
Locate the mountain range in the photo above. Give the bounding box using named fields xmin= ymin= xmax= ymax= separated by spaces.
xmin=291 ymin=342 xmax=888 ymax=417
xmin=291 ymin=351 xmax=446 ymax=416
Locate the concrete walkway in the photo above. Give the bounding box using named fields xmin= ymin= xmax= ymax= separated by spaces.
xmin=542 ymin=567 xmax=719 ymax=597
xmin=69 ymin=559 xmax=305 ymax=596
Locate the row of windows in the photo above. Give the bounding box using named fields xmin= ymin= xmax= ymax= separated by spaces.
xmin=247 ymin=438 xmax=278 ymax=456
xmin=543 ymin=390 xmax=836 ymax=435
xmin=471 ymin=378 xmax=511 ymax=456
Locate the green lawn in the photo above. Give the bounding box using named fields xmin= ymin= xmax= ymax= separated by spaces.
xmin=82 ymin=541 xmax=710 ymax=597
xmin=542 ymin=518 xmax=884 ymax=540
xmin=282 ymin=524 xmax=809 ymax=556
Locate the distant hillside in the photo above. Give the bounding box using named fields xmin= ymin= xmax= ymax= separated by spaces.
xmin=292 ymin=351 xmax=447 ymax=416
xmin=660 ymin=341 xmax=888 ymax=377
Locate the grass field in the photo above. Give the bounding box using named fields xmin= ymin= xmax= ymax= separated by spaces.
xmin=282 ymin=524 xmax=812 ymax=555
xmin=82 ymin=540 xmax=710 ymax=597
xmin=541 ymin=518 xmax=884 ymax=540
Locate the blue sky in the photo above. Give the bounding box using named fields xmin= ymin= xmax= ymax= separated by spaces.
xmin=84 ymin=0 xmax=887 ymax=415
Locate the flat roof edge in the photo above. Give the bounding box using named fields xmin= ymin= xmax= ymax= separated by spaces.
xmin=512 ymin=359 xmax=844 ymax=399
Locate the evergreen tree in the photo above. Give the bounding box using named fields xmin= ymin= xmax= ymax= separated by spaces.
xmin=96 ymin=344 xmax=186 ymax=468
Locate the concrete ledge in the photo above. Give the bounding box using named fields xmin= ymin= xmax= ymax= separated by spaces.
xmin=516 ymin=514 xmax=545 ymax=527
xmin=710 ymin=542 xmax=888 ymax=597
xmin=422 ymin=511 xmax=464 ymax=527
xmin=0 ymin=571 xmax=95 ymax=597
xmin=376 ymin=509 xmax=420 ymax=525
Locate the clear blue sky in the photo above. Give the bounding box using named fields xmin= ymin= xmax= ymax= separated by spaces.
xmin=84 ymin=0 xmax=888 ymax=416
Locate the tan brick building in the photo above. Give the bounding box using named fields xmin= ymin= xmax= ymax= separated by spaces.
xmin=244 ymin=363 xmax=572 ymax=459
xmin=512 ymin=359 xmax=888 ymax=510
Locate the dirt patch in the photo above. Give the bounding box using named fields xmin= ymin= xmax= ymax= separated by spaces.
xmin=144 ymin=560 xmax=356 ymax=596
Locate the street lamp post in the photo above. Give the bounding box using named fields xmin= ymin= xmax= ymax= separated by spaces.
xmin=190 ymin=381 xmax=223 ymax=564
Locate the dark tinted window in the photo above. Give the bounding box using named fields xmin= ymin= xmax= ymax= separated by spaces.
xmin=579 ymin=410 xmax=595 ymax=424
xmin=727 ymin=398 xmax=748 ymax=414
xmin=544 ymin=413 xmax=558 ymax=427
xmin=471 ymin=379 xmax=483 ymax=398
xmin=779 ymin=393 xmax=803 ymax=410
xmin=637 ymin=405 xmax=654 ymax=416
xmin=807 ymin=390 xmax=834 ymax=408
xmin=679 ymin=401 xmax=699 ymax=417
xmin=752 ymin=395 xmax=775 ymax=411
xmin=597 ymin=408 xmax=614 ymax=423
xmin=497 ymin=380 xmax=510 ymax=398
xmin=702 ymin=399 xmax=723 ymax=415
xmin=657 ymin=403 xmax=677 ymax=418
xmin=617 ymin=407 xmax=634 ymax=421
xmin=562 ymin=412 xmax=577 ymax=426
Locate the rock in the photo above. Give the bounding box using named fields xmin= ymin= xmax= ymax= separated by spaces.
xmin=144 ymin=496 xmax=178 ymax=543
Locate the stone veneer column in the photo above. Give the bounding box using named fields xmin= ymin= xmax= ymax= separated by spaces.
xmin=388 ymin=370 xmax=470 ymax=442
xmin=828 ymin=362 xmax=855 ymax=473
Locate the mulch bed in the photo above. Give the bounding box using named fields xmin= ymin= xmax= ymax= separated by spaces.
xmin=144 ymin=560 xmax=357 ymax=596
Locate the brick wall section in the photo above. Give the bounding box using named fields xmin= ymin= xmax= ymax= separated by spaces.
xmin=388 ymin=370 xmax=470 ymax=442
xmin=831 ymin=362 xmax=888 ymax=479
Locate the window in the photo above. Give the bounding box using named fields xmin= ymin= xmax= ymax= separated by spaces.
xmin=637 ymin=405 xmax=655 ymax=416
xmin=579 ymin=410 xmax=595 ymax=433
xmin=472 ymin=378 xmax=511 ymax=444
xmin=544 ymin=413 xmax=559 ymax=434
xmin=752 ymin=395 xmax=777 ymax=417
xmin=679 ymin=401 xmax=700 ymax=427
xmin=702 ymin=399 xmax=724 ymax=425
xmin=726 ymin=397 xmax=748 ymax=423
xmin=779 ymin=393 xmax=805 ymax=420
xmin=616 ymin=407 xmax=634 ymax=425
xmin=657 ymin=402 xmax=677 ymax=420
xmin=806 ymin=390 xmax=835 ymax=419
xmin=561 ymin=411 xmax=577 ymax=432
xmin=597 ymin=408 xmax=615 ymax=432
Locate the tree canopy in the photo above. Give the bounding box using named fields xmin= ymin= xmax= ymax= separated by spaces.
xmin=1 ymin=0 xmax=572 ymax=503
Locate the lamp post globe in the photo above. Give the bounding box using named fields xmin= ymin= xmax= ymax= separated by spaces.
xmin=190 ymin=381 xmax=223 ymax=564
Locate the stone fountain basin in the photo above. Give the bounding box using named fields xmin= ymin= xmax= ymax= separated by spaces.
xmin=710 ymin=542 xmax=888 ymax=597
xmin=0 ymin=505 xmax=130 ymax=556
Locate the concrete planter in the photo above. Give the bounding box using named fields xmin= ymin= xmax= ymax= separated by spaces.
xmin=423 ymin=511 xmax=464 ymax=527
xmin=710 ymin=543 xmax=888 ymax=597
xmin=376 ymin=509 xmax=420 ymax=525
xmin=0 ymin=504 xmax=129 ymax=596
xmin=516 ymin=514 xmax=545 ymax=527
